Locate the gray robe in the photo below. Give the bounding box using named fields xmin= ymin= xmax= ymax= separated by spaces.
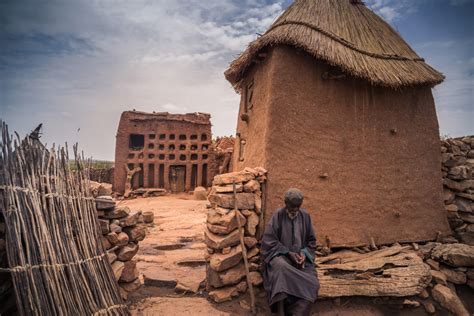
xmin=261 ymin=207 xmax=320 ymax=309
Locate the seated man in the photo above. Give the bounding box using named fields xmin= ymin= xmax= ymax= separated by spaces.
xmin=261 ymin=188 xmax=319 ymax=315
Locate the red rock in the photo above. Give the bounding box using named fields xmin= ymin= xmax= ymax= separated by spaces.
xmin=98 ymin=219 xmax=110 ymax=235
xmin=212 ymin=171 xmax=255 ymax=186
xmin=120 ymin=261 xmax=139 ymax=283
xmin=204 ymin=229 xmax=240 ymax=250
xmin=117 ymin=243 xmax=139 ymax=261
xmin=432 ymin=284 xmax=469 ymax=316
xmin=123 ymin=225 xmax=146 ymax=242
xmin=103 ymin=206 xmax=130 ymax=219
xmin=112 ymin=261 xmax=125 ymax=281
xmin=210 ymin=245 xmax=243 ymax=272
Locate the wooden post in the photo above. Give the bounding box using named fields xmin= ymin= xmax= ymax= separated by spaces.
xmin=233 ymin=181 xmax=256 ymax=314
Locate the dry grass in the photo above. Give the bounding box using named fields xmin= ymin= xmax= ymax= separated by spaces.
xmin=225 ymin=0 xmax=444 ymax=90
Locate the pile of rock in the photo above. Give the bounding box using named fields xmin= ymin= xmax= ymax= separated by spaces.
xmin=441 ymin=136 xmax=474 ymax=246
xmin=415 ymin=242 xmax=473 ymax=315
xmin=95 ymin=195 xmax=154 ymax=300
xmin=204 ymin=167 xmax=266 ymax=303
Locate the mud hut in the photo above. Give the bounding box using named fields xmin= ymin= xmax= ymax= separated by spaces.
xmin=114 ymin=111 xmax=213 ymax=194
xmin=225 ymin=0 xmax=450 ymax=247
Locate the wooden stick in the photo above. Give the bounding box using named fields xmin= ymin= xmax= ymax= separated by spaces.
xmin=0 ymin=121 xmax=128 ymax=315
xmin=233 ymin=181 xmax=256 ymax=314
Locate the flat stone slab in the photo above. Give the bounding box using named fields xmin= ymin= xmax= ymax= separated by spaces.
xmin=143 ymin=271 xmax=177 ymax=288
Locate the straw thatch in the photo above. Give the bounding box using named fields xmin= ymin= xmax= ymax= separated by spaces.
xmin=0 ymin=122 xmax=128 ymax=315
xmin=225 ymin=0 xmax=444 ymax=90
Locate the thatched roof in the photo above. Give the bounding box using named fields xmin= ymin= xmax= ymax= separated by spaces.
xmin=225 ymin=0 xmax=444 ymax=90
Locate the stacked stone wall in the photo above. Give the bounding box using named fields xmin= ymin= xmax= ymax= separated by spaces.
xmin=204 ymin=167 xmax=266 ymax=303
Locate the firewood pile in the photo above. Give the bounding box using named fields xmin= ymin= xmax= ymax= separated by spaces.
xmin=204 ymin=167 xmax=267 ymax=303
xmin=93 ymin=193 xmax=154 ymax=300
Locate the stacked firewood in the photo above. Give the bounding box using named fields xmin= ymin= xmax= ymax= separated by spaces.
xmin=95 ymin=194 xmax=154 ymax=300
xmin=204 ymin=167 xmax=266 ymax=303
xmin=441 ymin=136 xmax=474 ymax=246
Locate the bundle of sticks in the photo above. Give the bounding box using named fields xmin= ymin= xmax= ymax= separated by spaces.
xmin=0 ymin=121 xmax=128 ymax=315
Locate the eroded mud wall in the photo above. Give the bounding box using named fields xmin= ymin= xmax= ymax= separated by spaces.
xmin=234 ymin=46 xmax=450 ymax=247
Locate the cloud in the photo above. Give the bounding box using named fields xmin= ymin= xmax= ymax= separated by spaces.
xmin=365 ymin=0 xmax=420 ymax=22
xmin=415 ymin=39 xmax=474 ymax=137
xmin=0 ymin=0 xmax=284 ymax=160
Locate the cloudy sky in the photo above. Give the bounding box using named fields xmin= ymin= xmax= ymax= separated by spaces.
xmin=1 ymin=0 xmax=473 ymax=160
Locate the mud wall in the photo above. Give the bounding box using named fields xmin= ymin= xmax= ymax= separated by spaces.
xmin=231 ymin=52 xmax=274 ymax=172
xmin=114 ymin=111 xmax=212 ymax=194
xmin=233 ymin=46 xmax=450 ymax=247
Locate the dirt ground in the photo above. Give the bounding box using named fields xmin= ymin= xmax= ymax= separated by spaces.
xmin=118 ymin=195 xmax=447 ymax=316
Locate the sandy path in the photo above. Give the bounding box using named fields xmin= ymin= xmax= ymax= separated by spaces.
xmin=119 ymin=195 xmax=409 ymax=316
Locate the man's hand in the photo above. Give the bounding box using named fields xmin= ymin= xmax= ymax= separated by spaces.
xmin=288 ymin=252 xmax=305 ymax=268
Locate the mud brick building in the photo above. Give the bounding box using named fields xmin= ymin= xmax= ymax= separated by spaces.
xmin=225 ymin=0 xmax=450 ymax=247
xmin=114 ymin=111 xmax=213 ymax=194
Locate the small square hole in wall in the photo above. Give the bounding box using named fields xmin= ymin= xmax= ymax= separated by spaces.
xmin=169 ymin=134 xmax=175 ymax=140
xmin=179 ymin=134 xmax=187 ymax=140
xmin=159 ymin=144 xmax=165 ymax=150
xmin=159 ymin=154 xmax=165 ymax=160
xmin=129 ymin=134 xmax=145 ymax=149
xmin=202 ymin=154 xmax=208 ymax=160
xmin=169 ymin=144 xmax=175 ymax=150
xmin=148 ymin=143 xmax=154 ymax=149
xmin=202 ymin=144 xmax=209 ymax=150
xmin=191 ymin=144 xmax=198 ymax=150
xmin=138 ymin=153 xmax=144 ymax=159
xmin=179 ymin=144 xmax=186 ymax=150
xmin=169 ymin=154 xmax=175 ymax=160
xmin=191 ymin=154 xmax=198 ymax=160
xmin=148 ymin=154 xmax=155 ymax=159
xmin=201 ymin=134 xmax=208 ymax=141
xmin=149 ymin=134 xmax=156 ymax=139
xmin=179 ymin=154 xmax=186 ymax=161
xmin=159 ymin=134 xmax=166 ymax=140
xmin=128 ymin=153 xmax=135 ymax=159
xmin=190 ymin=135 xmax=198 ymax=140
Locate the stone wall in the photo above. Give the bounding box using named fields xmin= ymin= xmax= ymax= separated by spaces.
xmin=93 ymin=188 xmax=154 ymax=300
xmin=441 ymin=136 xmax=474 ymax=245
xmin=204 ymin=167 xmax=266 ymax=303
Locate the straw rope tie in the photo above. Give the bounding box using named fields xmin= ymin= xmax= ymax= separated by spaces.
xmin=0 ymin=252 xmax=108 ymax=273
xmin=93 ymin=304 xmax=129 ymax=315
xmin=266 ymin=20 xmax=425 ymax=62
xmin=0 ymin=185 xmax=94 ymax=200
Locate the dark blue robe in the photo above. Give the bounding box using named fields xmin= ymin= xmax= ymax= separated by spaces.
xmin=261 ymin=207 xmax=320 ymax=312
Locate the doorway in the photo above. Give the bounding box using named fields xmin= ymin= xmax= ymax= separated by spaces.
xmin=169 ymin=166 xmax=186 ymax=192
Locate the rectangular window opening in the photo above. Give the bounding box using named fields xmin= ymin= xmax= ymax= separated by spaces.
xmin=148 ymin=164 xmax=155 ymax=188
xmin=159 ymin=164 xmax=165 ymax=188
xmin=202 ymin=163 xmax=208 ymax=187
xmin=191 ymin=164 xmax=198 ymax=190
xmin=129 ymin=134 xmax=145 ymax=149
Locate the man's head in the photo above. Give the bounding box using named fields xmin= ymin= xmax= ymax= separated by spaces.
xmin=284 ymin=188 xmax=303 ymax=219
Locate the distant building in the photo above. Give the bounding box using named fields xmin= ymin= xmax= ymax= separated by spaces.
xmin=225 ymin=0 xmax=449 ymax=247
xmin=114 ymin=111 xmax=213 ymax=193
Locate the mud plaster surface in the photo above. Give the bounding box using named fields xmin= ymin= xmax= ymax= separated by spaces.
xmin=233 ymin=46 xmax=450 ymax=247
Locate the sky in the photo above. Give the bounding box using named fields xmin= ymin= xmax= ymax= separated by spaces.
xmin=1 ymin=0 xmax=473 ymax=160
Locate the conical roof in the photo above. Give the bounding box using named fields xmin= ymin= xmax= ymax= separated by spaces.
xmin=225 ymin=0 xmax=444 ymax=89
